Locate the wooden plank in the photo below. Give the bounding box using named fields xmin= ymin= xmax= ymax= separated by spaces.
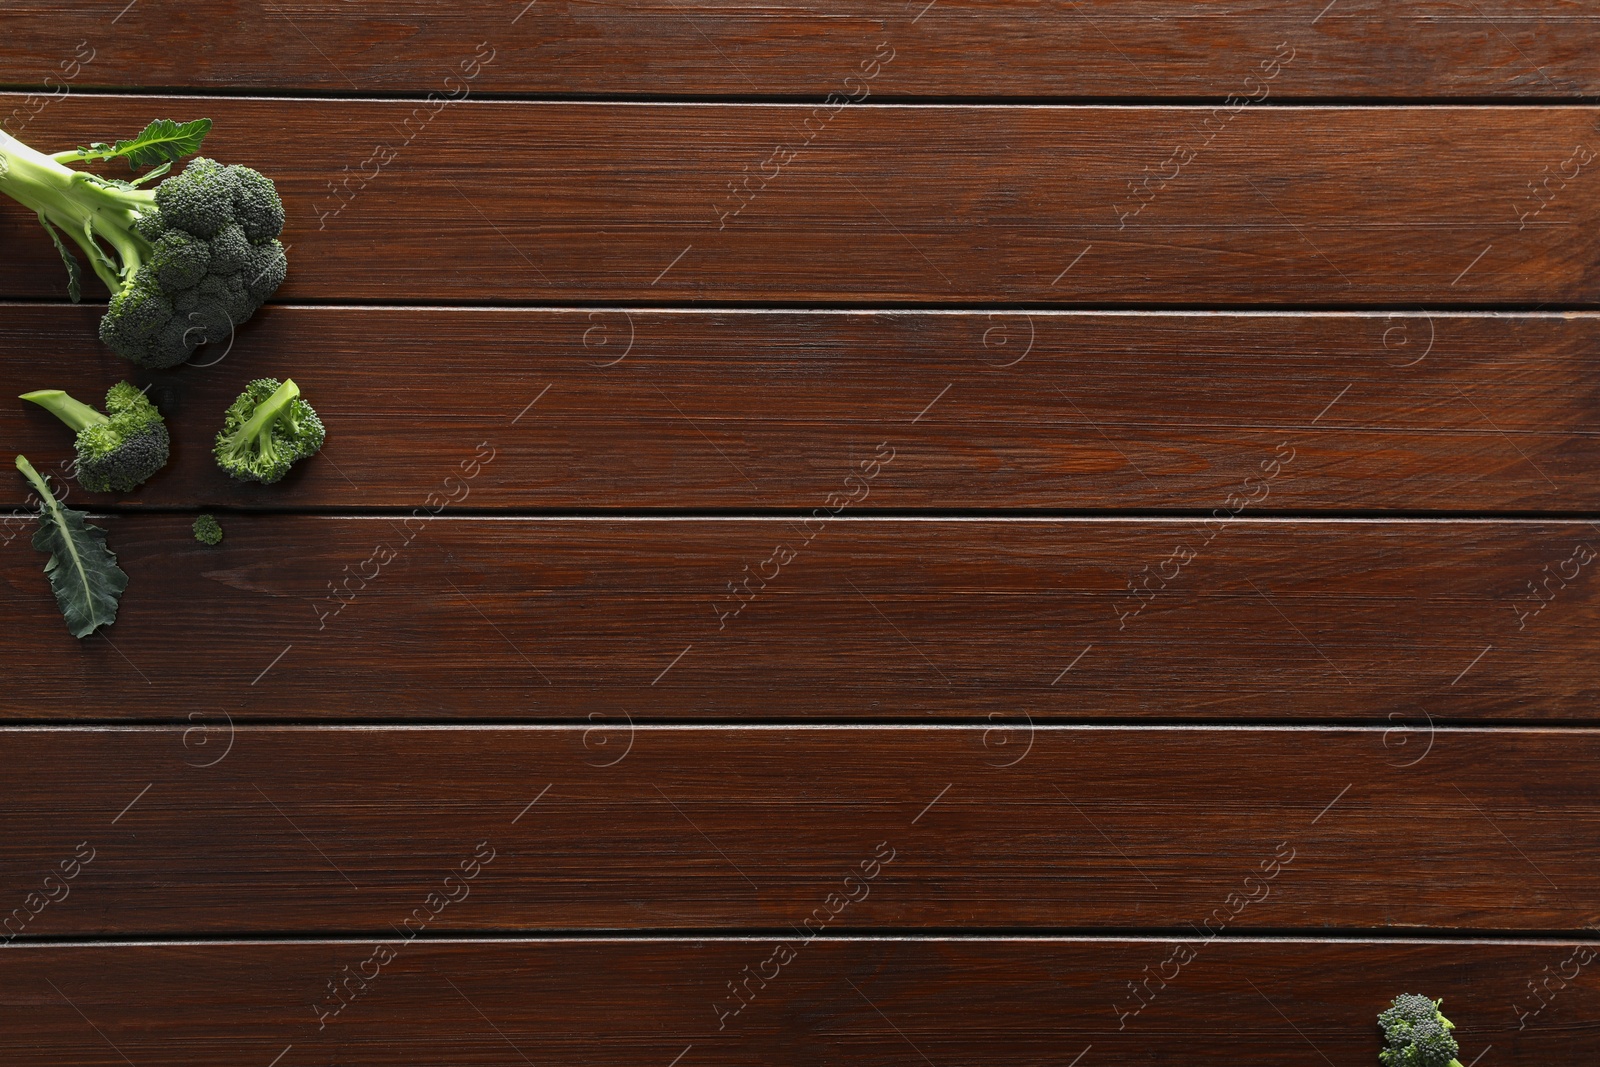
xmin=3 ymin=307 xmax=1597 ymax=512
xmin=1 ymin=939 xmax=1592 ymax=1064
xmin=0 ymin=725 xmax=1594 ymax=935
xmin=1 ymin=1 xmax=1595 ymax=99
xmin=2 ymin=98 xmax=1597 ymax=304
xmin=0 ymin=518 xmax=1593 ymax=720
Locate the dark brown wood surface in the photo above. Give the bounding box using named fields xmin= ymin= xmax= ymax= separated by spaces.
xmin=1 ymin=517 xmax=1593 ymax=721
xmin=2 ymin=98 xmax=1598 ymax=305
xmin=0 ymin=726 xmax=1593 ymax=935
xmin=3 ymin=307 xmax=1597 ymax=511
xmin=2 ymin=940 xmax=1593 ymax=1065
xmin=6 ymin=521 xmax=1593 ymax=723
xmin=1 ymin=1 xmax=1594 ymax=98
xmin=2 ymin=2 xmax=1596 ymax=1065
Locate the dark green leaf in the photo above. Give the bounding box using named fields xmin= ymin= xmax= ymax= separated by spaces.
xmin=80 ymin=217 xmax=124 ymax=285
xmin=15 ymin=456 xmax=127 ymax=638
xmin=72 ymin=118 xmax=212 ymax=169
xmin=36 ymin=213 xmax=81 ymax=303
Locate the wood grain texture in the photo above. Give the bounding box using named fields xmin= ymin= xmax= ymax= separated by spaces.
xmin=0 ymin=517 xmax=1593 ymax=721
xmin=1 ymin=726 xmax=1595 ymax=935
xmin=1 ymin=1 xmax=1595 ymax=98
xmin=2 ymin=98 xmax=1597 ymax=305
xmin=3 ymin=307 xmax=1597 ymax=512
xmin=0 ymin=7 xmax=1594 ymax=1051
xmin=2 ymin=939 xmax=1593 ymax=1065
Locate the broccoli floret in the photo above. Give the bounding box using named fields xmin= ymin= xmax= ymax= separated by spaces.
xmin=0 ymin=124 xmax=286 ymax=368
xmin=230 ymin=165 xmax=285 ymax=242
xmin=214 ymin=378 xmax=324 ymax=484
xmin=153 ymin=317 xmax=204 ymax=363
xmin=193 ymin=514 xmax=224 ymax=545
xmin=149 ymin=230 xmax=211 ymax=291
xmin=198 ymin=271 xmax=256 ymax=325
xmin=155 ymin=156 xmax=239 ymax=238
xmin=1378 ymin=994 xmax=1464 ymax=1067
xmin=20 ymin=382 xmax=170 ymax=494
xmin=208 ymin=222 xmax=253 ymax=275
xmin=245 ymin=239 xmax=289 ymax=301
xmin=99 ymin=269 xmax=175 ymax=360
xmin=133 ymin=210 xmax=168 ymax=241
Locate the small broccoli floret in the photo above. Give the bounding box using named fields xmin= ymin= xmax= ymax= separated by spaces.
xmin=0 ymin=126 xmax=287 ymax=367
xmin=214 ymin=378 xmax=325 ymax=484
xmin=193 ymin=514 xmax=224 ymax=545
xmin=1378 ymin=994 xmax=1464 ymax=1067
xmin=20 ymin=382 xmax=170 ymax=494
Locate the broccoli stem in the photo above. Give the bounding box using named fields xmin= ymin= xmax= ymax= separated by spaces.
xmin=19 ymin=389 xmax=110 ymax=433
xmin=15 ymin=453 xmax=55 ymax=503
xmin=51 ymin=148 xmax=117 ymax=164
xmin=236 ymin=378 xmax=301 ymax=443
xmin=0 ymin=129 xmax=156 ymax=296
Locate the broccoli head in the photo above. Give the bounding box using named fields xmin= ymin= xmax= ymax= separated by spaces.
xmin=214 ymin=378 xmax=324 ymax=484
xmin=0 ymin=120 xmax=286 ymax=368
xmin=1378 ymin=994 xmax=1464 ymax=1067
xmin=20 ymin=382 xmax=169 ymax=493
xmin=193 ymin=514 xmax=224 ymax=545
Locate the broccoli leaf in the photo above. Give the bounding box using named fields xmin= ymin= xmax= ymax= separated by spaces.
xmin=36 ymin=213 xmax=82 ymax=303
xmin=14 ymin=455 xmax=128 ymax=638
xmin=70 ymin=118 xmax=212 ymax=170
xmin=80 ymin=216 xmax=123 ymax=283
xmin=33 ymin=497 xmax=127 ymax=638
xmin=125 ymin=161 xmax=172 ymax=187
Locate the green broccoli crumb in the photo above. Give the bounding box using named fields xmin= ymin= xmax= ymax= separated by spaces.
xmin=193 ymin=513 xmax=223 ymax=545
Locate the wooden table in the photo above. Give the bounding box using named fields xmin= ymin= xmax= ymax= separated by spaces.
xmin=1 ymin=3 xmax=1597 ymax=1063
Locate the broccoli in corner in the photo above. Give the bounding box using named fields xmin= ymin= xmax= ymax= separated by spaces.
xmin=21 ymin=382 xmax=169 ymax=493
xmin=1377 ymin=994 xmax=1464 ymax=1067
xmin=0 ymin=119 xmax=287 ymax=368
xmin=193 ymin=514 xmax=223 ymax=545
xmin=215 ymin=378 xmax=324 ymax=484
